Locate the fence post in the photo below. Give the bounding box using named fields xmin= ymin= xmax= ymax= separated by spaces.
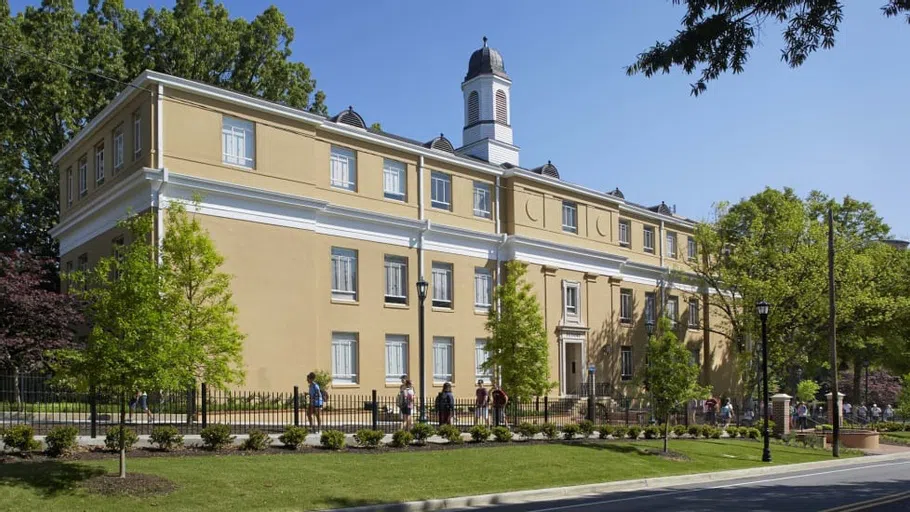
xmin=201 ymin=383 xmax=208 ymax=429
xmin=625 ymin=399 xmax=630 ymax=425
xmin=293 ymin=386 xmax=300 ymax=427
xmin=371 ymin=389 xmax=379 ymax=431
xmin=544 ymin=396 xmax=549 ymax=424
xmin=89 ymin=384 xmax=97 ymax=439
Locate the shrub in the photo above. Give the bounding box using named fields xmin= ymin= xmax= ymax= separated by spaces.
xmin=279 ymin=426 xmax=308 ymax=449
xmin=437 ymin=424 xmax=463 ymax=444
xmin=627 ymin=425 xmax=642 ymax=439
xmin=410 ymin=423 xmax=435 ymax=445
xmin=492 ymin=426 xmax=513 ymax=442
xmin=748 ymin=428 xmax=761 ymax=439
xmin=761 ymin=420 xmax=776 ymax=433
xmin=469 ymin=425 xmax=492 ymax=443
xmin=673 ymin=425 xmax=687 ymax=437
xmin=643 ymin=425 xmax=660 ymax=439
xmin=1 ymin=425 xmax=39 ymax=454
xmin=200 ymin=424 xmax=234 ymax=451
xmin=149 ymin=426 xmax=184 ymax=451
xmin=320 ymin=430 xmax=346 ymax=450
xmin=578 ymin=420 xmax=595 ymax=439
xmin=517 ymin=422 xmax=540 ymax=440
xmin=391 ymin=429 xmax=414 ymax=448
xmin=725 ymin=427 xmax=739 ymax=438
xmin=104 ymin=425 xmax=139 ymax=451
xmin=540 ymin=423 xmax=559 ymax=440
xmin=354 ymin=429 xmax=384 ymax=448
xmin=688 ymin=425 xmax=702 ymax=438
xmin=612 ymin=426 xmax=628 ymax=439
xmin=561 ymin=423 xmax=581 ymax=440
xmin=45 ymin=426 xmax=79 ymax=457
xmin=709 ymin=427 xmax=722 ymax=439
xmin=598 ymin=424 xmax=614 ymax=439
xmin=699 ymin=425 xmax=713 ymax=438
xmin=241 ymin=429 xmax=271 ymax=451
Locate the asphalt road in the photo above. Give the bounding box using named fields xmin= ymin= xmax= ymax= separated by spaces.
xmin=478 ymin=458 xmax=910 ymax=512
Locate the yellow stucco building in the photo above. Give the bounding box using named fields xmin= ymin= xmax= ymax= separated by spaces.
xmin=50 ymin=42 xmax=736 ymax=399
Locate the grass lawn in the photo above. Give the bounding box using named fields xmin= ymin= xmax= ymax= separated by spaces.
xmin=883 ymin=431 xmax=910 ymax=439
xmin=0 ymin=440 xmax=855 ymax=511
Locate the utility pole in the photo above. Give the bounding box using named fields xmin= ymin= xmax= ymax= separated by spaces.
xmin=829 ymin=208 xmax=840 ymax=457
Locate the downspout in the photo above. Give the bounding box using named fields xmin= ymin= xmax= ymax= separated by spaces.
xmin=495 ymin=174 xmax=504 ymax=388
xmin=155 ymin=84 xmax=166 ymax=264
xmin=417 ymin=155 xmax=425 ymax=279
xmin=659 ymin=219 xmax=665 ymax=305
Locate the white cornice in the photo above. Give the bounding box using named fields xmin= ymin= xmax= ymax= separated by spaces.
xmin=49 ymin=168 xmax=157 ymax=238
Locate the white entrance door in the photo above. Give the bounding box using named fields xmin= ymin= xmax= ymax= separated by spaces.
xmin=560 ymin=338 xmax=585 ymax=396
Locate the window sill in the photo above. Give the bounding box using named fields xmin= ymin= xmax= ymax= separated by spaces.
xmin=619 ymin=320 xmax=632 ymax=327
xmin=330 ymin=184 xmax=358 ymax=194
xmin=222 ymin=161 xmax=256 ymax=171
xmin=688 ymin=326 xmax=701 ymax=331
xmin=331 ymin=298 xmax=359 ymax=306
xmin=384 ymin=302 xmax=410 ymax=310
xmin=474 ymin=307 xmax=491 ymax=315
xmin=384 ymin=382 xmax=405 ymax=388
xmin=619 ymin=243 xmax=630 ymax=249
xmin=96 ymin=179 xmax=105 ymax=186
xmin=473 ymin=212 xmax=492 ymax=220
xmin=432 ymin=307 xmax=455 ymax=313
xmin=562 ymin=229 xmax=578 ymax=235
xmin=384 ymin=194 xmax=407 ymax=202
xmin=332 ymin=383 xmax=360 ymax=389
xmin=431 ymin=205 xmax=452 ymax=212
xmin=644 ymin=250 xmax=655 ymax=255
xmin=621 ymin=377 xmax=632 ymax=382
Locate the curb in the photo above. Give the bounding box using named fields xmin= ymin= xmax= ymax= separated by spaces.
xmin=327 ymin=452 xmax=910 ymax=512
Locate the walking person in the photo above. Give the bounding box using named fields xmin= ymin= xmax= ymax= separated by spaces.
xmin=399 ymin=379 xmax=415 ymax=429
xmin=796 ymin=401 xmax=808 ymax=430
xmin=871 ymin=404 xmax=882 ymax=423
xmin=306 ymin=372 xmax=323 ymax=434
xmin=436 ymin=382 xmax=455 ymax=425
xmin=704 ymin=396 xmax=718 ymax=425
xmin=491 ymin=384 xmax=509 ymax=427
xmin=720 ymin=399 xmax=734 ymax=428
xmin=883 ymin=404 xmax=894 ymax=422
xmin=474 ymin=380 xmax=490 ymax=426
xmin=743 ymin=407 xmax=754 ymax=427
xmin=843 ymin=401 xmax=852 ymax=423
xmin=857 ymin=403 xmax=868 ymax=425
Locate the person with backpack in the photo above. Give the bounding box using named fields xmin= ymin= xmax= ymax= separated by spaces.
xmin=491 ymin=384 xmax=508 ymax=427
xmin=436 ymin=382 xmax=455 ymax=425
xmin=474 ymin=379 xmax=490 ymax=426
xmin=796 ymin=401 xmax=809 ymax=430
xmin=306 ymin=372 xmax=324 ymax=434
xmin=720 ymin=399 xmax=734 ymax=428
xmin=704 ymin=396 xmax=718 ymax=425
xmin=399 ymin=379 xmax=415 ymax=429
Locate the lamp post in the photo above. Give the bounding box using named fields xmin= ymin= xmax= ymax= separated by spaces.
xmin=863 ymin=360 xmax=870 ymax=407
xmin=416 ymin=278 xmax=429 ymax=423
xmin=646 ymin=320 xmax=655 ymax=425
xmin=756 ymin=300 xmax=771 ymax=463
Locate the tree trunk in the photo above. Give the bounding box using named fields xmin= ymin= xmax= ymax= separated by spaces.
xmin=663 ymin=412 xmax=670 ymax=453
xmin=853 ymin=358 xmax=863 ymax=406
xmin=119 ymin=388 xmax=127 ymax=478
xmin=12 ymin=366 xmax=22 ymax=411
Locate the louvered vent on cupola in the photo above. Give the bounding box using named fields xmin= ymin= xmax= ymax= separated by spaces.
xmin=330 ymin=106 xmax=366 ymax=129
xmin=424 ymin=134 xmax=455 ymax=153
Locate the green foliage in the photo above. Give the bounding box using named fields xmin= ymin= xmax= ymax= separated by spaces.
xmin=409 ymin=423 xmax=435 ymax=445
xmin=437 ymin=424 xmax=463 ymax=444
xmin=45 ymin=426 xmax=79 ymax=457
xmin=312 ymin=369 xmax=332 ymax=391
xmin=540 ymin=423 xmax=559 ymax=440
xmin=390 ymin=429 xmax=414 ymax=448
xmin=762 ymin=420 xmax=776 ymax=434
xmin=320 ymin=430 xmax=346 ymax=450
xmin=104 ymin=426 xmax=138 ymax=451
xmin=492 ymin=426 xmax=513 ymax=442
xmin=517 ymin=422 xmax=540 ymax=440
xmin=354 ymin=429 xmax=384 ymax=448
xmin=748 ymin=428 xmax=761 ymax=439
xmin=598 ymin=424 xmax=615 ymax=439
xmin=699 ymin=425 xmax=713 ymax=438
xmin=726 ymin=427 xmax=740 ymax=438
xmin=643 ymin=425 xmax=661 ymax=439
xmin=709 ymin=427 xmax=722 ymax=439
xmin=578 ymin=420 xmax=595 ymax=439
xmin=627 ymin=425 xmax=642 ymax=439
xmin=796 ymin=380 xmax=821 ymax=404
xmin=673 ymin=425 xmax=687 ymax=437
xmin=612 ymin=426 xmax=629 ymax=439
xmin=2 ymin=424 xmax=40 ymax=453
xmin=469 ymin=425 xmax=492 ymax=443
xmin=149 ymin=426 xmax=184 ymax=451
xmin=200 ymin=424 xmax=234 ymax=451
xmin=278 ymin=426 xmax=308 ymax=449
xmin=241 ymin=429 xmax=271 ymax=451
xmin=897 ymin=373 xmax=910 ymax=418
xmin=484 ymin=261 xmax=555 ymax=399
xmin=561 ymin=423 xmax=581 ymax=440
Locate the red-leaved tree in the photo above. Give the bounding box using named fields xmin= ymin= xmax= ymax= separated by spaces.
xmin=0 ymin=252 xmax=82 ymax=407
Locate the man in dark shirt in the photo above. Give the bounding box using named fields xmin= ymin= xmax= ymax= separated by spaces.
xmin=491 ymin=384 xmax=509 ymax=427
xmin=705 ymin=397 xmax=718 ymax=425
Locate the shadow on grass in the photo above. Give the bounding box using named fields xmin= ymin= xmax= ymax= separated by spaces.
xmin=0 ymin=461 xmax=105 ymax=497
xmin=560 ymin=441 xmax=659 ymax=456
xmin=321 ymin=496 xmax=383 ymax=509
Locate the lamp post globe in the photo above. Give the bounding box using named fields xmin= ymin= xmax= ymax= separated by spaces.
xmin=416 ymin=278 xmax=429 ymax=423
xmin=756 ymin=300 xmax=771 ymax=463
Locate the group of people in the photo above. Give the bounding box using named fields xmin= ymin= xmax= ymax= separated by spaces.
xmin=396 ymin=377 xmax=509 ymax=428
xmin=843 ymin=401 xmax=894 ymax=424
xmin=702 ymin=396 xmax=736 ymax=427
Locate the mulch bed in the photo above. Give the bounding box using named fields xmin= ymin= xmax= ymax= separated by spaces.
xmin=81 ymin=472 xmax=177 ymax=497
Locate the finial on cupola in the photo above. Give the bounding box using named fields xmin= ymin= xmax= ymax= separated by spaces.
xmin=482 ymin=36 xmax=488 ymax=47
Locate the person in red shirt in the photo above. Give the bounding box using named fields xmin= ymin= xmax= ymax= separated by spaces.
xmin=491 ymin=384 xmax=509 ymax=427
xmin=474 ymin=380 xmax=490 ymax=426
xmin=705 ymin=397 xmax=718 ymax=425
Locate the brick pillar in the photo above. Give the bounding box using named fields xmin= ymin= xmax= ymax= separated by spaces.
xmin=771 ymin=393 xmax=792 ymax=437
xmin=826 ymin=392 xmax=844 ymax=427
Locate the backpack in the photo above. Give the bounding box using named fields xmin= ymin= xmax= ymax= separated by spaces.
xmin=320 ymin=388 xmax=329 ymax=403
xmin=435 ymin=391 xmax=445 ymax=411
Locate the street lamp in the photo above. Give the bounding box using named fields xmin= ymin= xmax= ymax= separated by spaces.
xmin=646 ymin=320 xmax=655 ymax=425
xmin=416 ymin=278 xmax=429 ymax=423
xmin=756 ymin=300 xmax=771 ymax=463
xmin=863 ymin=360 xmax=870 ymax=407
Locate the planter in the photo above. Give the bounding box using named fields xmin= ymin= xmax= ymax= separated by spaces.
xmin=823 ymin=430 xmax=879 ymax=450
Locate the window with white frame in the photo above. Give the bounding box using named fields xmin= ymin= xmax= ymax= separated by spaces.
xmin=222 ymin=116 xmax=255 ymax=168
xmin=688 ymin=297 xmax=700 ymax=328
xmin=473 ymin=181 xmax=491 ymax=218
xmin=562 ymin=201 xmax=577 ymax=233
xmin=621 ymin=346 xmax=633 ymax=381
xmin=383 ymin=159 xmax=406 ymax=200
xmin=645 ymin=292 xmax=656 ymax=324
xmin=618 ymin=219 xmax=630 ymax=247
xmin=433 ymin=337 xmax=454 ymax=383
xmin=113 ymin=125 xmax=124 ymax=170
xmin=688 ymin=237 xmax=697 ymax=261
xmin=432 ymin=262 xmax=453 ymax=308
xmin=563 ymin=281 xmax=580 ymax=320
xmin=66 ymin=167 xmax=73 ymax=206
xmin=475 ymin=339 xmax=492 ymax=382
xmin=78 ymin=156 xmax=87 ymax=195
xmin=619 ymin=289 xmax=632 ymax=324
xmin=384 ymin=255 xmax=407 ymax=304
xmin=330 ymin=146 xmax=356 ymax=190
xmin=643 ymin=226 xmax=655 ymax=253
xmin=385 ymin=335 xmax=408 ymax=382
xmin=331 ymin=332 xmax=358 ymax=384
xmin=666 ymin=231 xmax=678 ymax=258
xmin=94 ymin=143 xmax=104 ymax=184
xmin=330 ymin=247 xmax=357 ymax=301
xmin=132 ymin=110 xmax=141 ymax=160
xmin=666 ymin=296 xmax=679 ymax=327
xmin=474 ymin=267 xmax=492 ymax=309
xmin=431 ymin=171 xmax=451 ymax=210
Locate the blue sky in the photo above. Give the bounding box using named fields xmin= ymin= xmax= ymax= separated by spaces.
xmin=13 ymin=1 xmax=909 ymax=237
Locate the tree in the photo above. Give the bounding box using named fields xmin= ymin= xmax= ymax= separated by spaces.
xmin=59 ymin=207 xmax=244 ymax=478
xmin=369 ymin=122 xmax=382 ymax=132
xmin=644 ymin=317 xmax=710 ymax=452
xmin=628 ymin=1 xmax=910 ymax=95
xmin=796 ymin=379 xmax=820 ymax=404
xmin=483 ymin=261 xmax=554 ymax=400
xmin=896 ymin=373 xmax=910 ymax=418
xmin=0 ymin=251 xmax=82 ymax=407
xmin=1 ymin=0 xmax=328 ymax=259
